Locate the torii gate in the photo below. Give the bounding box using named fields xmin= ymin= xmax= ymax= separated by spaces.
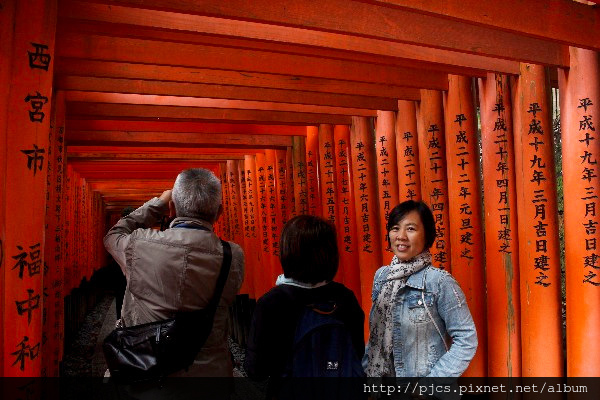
xmin=1 ymin=0 xmax=599 ymax=379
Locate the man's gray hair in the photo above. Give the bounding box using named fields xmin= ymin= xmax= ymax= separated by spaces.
xmin=172 ymin=168 xmax=222 ymax=222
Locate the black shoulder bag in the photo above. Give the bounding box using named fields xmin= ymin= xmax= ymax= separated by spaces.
xmin=103 ymin=227 xmax=232 ymax=383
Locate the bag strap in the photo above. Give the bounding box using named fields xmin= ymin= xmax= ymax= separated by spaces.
xmin=172 ymin=222 xmax=232 ymax=316
xmin=207 ymin=239 xmax=232 ymax=312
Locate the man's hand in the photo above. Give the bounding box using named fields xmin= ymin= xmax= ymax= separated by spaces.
xmin=159 ymin=189 xmax=172 ymax=204
xmin=159 ymin=189 xmax=175 ymax=218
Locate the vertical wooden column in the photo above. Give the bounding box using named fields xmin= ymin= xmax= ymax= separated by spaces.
xmin=306 ymin=126 xmax=322 ymax=216
xmin=2 ymin=0 xmax=57 ymax=376
xmin=244 ymin=155 xmax=262 ymax=298
xmin=375 ymin=111 xmax=400 ymax=265
xmin=292 ymin=136 xmax=309 ymax=215
xmin=256 ymin=152 xmax=274 ymax=294
xmin=227 ymin=160 xmax=244 ymax=246
xmin=265 ymin=150 xmax=282 ymax=285
xmin=559 ymin=47 xmax=600 ymax=377
xmin=63 ymin=165 xmax=73 ymax=295
xmin=318 ymin=124 xmax=337 ymax=226
xmin=334 ymin=125 xmax=362 ymax=303
xmin=350 ymin=116 xmax=382 ymax=329
xmin=512 ymin=64 xmax=563 ymax=376
xmin=220 ymin=164 xmax=232 ymax=241
xmin=479 ymin=73 xmax=522 ymax=377
xmin=444 ymin=75 xmax=487 ymax=376
xmin=285 ymin=147 xmax=296 ymax=219
xmin=237 ymin=159 xmax=255 ymax=299
xmin=275 ymin=149 xmax=290 ymax=225
xmin=396 ymin=100 xmax=421 ymax=201
xmin=0 ymin=0 xmax=17 ymax=374
xmin=417 ymin=90 xmax=451 ymax=270
xmin=230 ymin=159 xmax=247 ymax=296
xmin=42 ymin=92 xmax=66 ymax=376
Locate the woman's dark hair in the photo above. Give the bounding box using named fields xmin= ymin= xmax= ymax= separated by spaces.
xmin=386 ymin=200 xmax=436 ymax=250
xmin=279 ymin=215 xmax=339 ymax=284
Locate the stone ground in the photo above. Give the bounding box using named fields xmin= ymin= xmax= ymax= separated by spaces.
xmin=61 ymin=293 xmax=265 ymax=399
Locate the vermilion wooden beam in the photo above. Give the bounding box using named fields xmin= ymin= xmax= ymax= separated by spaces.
xmin=70 ymin=160 xmax=218 ymax=171
xmin=366 ymin=0 xmax=600 ymax=52
xmin=68 ymin=152 xmax=246 ymax=160
xmin=67 ymin=146 xmax=262 ymax=154
xmin=57 ymin=14 xmax=514 ymax=78
xmin=66 ymin=120 xmax=307 ymax=135
xmin=56 ymin=76 xmax=398 ymax=111
xmin=66 ymin=131 xmax=291 ymax=148
xmin=55 ymin=59 xmax=422 ymax=100
xmin=63 ymin=91 xmax=377 ymax=117
xmin=57 ymin=34 xmax=450 ymax=90
xmin=80 ymin=0 xmax=568 ymax=66
xmin=67 ymin=102 xmax=354 ymax=125
xmin=59 ymin=1 xmax=520 ymax=75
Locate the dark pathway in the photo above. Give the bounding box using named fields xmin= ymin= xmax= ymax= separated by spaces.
xmin=60 ymin=293 xmax=265 ymax=399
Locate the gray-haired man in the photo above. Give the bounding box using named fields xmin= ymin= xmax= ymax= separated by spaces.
xmin=104 ymin=168 xmax=245 ymax=377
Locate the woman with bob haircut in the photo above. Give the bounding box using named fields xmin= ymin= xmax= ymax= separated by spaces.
xmin=245 ymin=215 xmax=365 ymax=387
xmin=364 ymin=200 xmax=477 ymax=378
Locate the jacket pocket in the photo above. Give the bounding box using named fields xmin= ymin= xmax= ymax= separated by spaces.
xmin=406 ymin=293 xmax=435 ymax=323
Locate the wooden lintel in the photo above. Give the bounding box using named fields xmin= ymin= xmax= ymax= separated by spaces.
xmin=75 ymin=0 xmax=568 ymax=66
xmin=55 ymin=59 xmax=422 ymax=100
xmin=66 ymin=130 xmax=294 ymax=147
xmin=56 ymin=34 xmax=449 ymax=90
xmin=58 ymin=6 xmax=520 ymax=75
xmin=66 ymin=102 xmax=354 ymax=125
xmin=67 ymin=152 xmax=246 ymax=160
xmin=365 ymin=0 xmax=599 ymax=52
xmin=56 ymin=76 xmax=399 ymax=110
xmin=63 ymin=91 xmax=378 ymax=117
xmin=65 ymin=120 xmax=308 ymax=135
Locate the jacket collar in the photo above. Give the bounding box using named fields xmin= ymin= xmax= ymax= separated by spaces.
xmin=169 ymin=217 xmax=213 ymax=231
xmin=404 ymin=265 xmax=430 ymax=290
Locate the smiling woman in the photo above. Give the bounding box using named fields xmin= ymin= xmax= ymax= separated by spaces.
xmin=363 ymin=200 xmax=478 ymax=379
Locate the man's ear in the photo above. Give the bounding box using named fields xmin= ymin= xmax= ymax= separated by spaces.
xmin=168 ymin=200 xmax=176 ymax=218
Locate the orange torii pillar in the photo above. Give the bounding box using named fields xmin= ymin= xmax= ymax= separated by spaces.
xmin=350 ymin=116 xmax=383 ymax=333
xmin=416 ymin=90 xmax=451 ymax=270
xmin=220 ymin=164 xmax=232 ymax=241
xmin=256 ymin=153 xmax=274 ymax=294
xmin=243 ymin=155 xmax=263 ymax=298
xmin=42 ymin=92 xmax=66 ymax=376
xmin=2 ymin=0 xmax=56 ymax=376
xmin=375 ymin=111 xmax=400 ymax=265
xmin=559 ymin=47 xmax=600 ymax=377
xmin=444 ymin=75 xmax=487 ymax=377
xmin=479 ymin=73 xmax=522 ymax=377
xmin=318 ymin=124 xmax=338 ymax=227
xmin=228 ymin=159 xmax=248 ymax=295
xmin=306 ymin=126 xmax=322 ymax=216
xmin=292 ymin=136 xmax=309 ymax=215
xmin=63 ymin=165 xmax=74 ymax=295
xmin=237 ymin=159 xmax=255 ymax=299
xmin=0 ymin=0 xmax=13 ymax=374
xmin=266 ymin=150 xmax=283 ymax=285
xmin=396 ymin=100 xmax=422 ymax=201
xmin=512 ymin=64 xmax=563 ymax=376
xmin=334 ymin=125 xmax=362 ymax=304
xmin=318 ymin=124 xmax=342 ymax=282
xmin=285 ymin=147 xmax=296 ymax=219
xmin=276 ymin=149 xmax=291 ymax=225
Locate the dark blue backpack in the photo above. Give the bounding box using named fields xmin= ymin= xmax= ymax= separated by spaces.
xmin=283 ymin=302 xmax=365 ymax=378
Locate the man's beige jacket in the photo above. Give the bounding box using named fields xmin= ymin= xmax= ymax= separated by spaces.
xmin=104 ymin=197 xmax=245 ymax=377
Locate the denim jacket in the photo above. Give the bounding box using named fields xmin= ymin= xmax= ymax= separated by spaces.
xmin=364 ymin=264 xmax=477 ymax=377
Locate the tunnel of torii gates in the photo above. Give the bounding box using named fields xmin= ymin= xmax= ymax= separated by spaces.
xmin=0 ymin=0 xmax=600 ymax=380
